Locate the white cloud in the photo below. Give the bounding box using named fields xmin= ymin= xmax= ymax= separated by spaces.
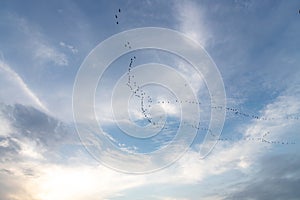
xmin=244 ymin=94 xmax=300 ymax=140
xmin=0 ymin=161 xmax=148 ymax=200
xmin=12 ymin=137 xmax=45 ymax=160
xmin=174 ymin=0 xmax=212 ymax=48
xmin=0 ymin=113 xmax=12 ymax=137
xmin=35 ymin=43 xmax=68 ymax=66
xmin=11 ymin=15 xmax=69 ymax=66
xmin=176 ymin=60 xmax=205 ymax=93
xmin=0 ymin=59 xmax=48 ymax=111
xmin=59 ymin=41 xmax=78 ymax=54
xmin=31 ymin=164 xmax=146 ymax=200
xmin=162 ymin=92 xmax=300 ymax=185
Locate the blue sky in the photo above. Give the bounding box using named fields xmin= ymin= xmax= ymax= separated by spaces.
xmin=0 ymin=0 xmax=300 ymax=199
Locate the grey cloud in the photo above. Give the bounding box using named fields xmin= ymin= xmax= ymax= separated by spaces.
xmin=225 ymin=154 xmax=300 ymax=200
xmin=0 ymin=137 xmax=21 ymax=162
xmin=0 ymin=103 xmax=83 ymax=166
xmin=1 ymin=103 xmax=75 ymax=148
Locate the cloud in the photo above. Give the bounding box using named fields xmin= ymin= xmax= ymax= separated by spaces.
xmin=234 ymin=0 xmax=254 ymax=10
xmin=31 ymin=164 xmax=147 ymax=200
xmin=225 ymin=154 xmax=300 ymax=200
xmin=0 ymin=111 xmax=12 ymax=137
xmin=0 ymin=103 xmax=79 ymax=198
xmin=176 ymin=60 xmax=205 ymax=94
xmin=34 ymin=43 xmax=68 ymax=66
xmin=59 ymin=41 xmax=78 ymax=54
xmin=1 ymin=160 xmax=146 ymax=200
xmin=10 ymin=14 xmax=68 ymax=66
xmin=0 ymin=172 xmax=38 ymax=200
xmin=0 ymin=59 xmax=48 ymax=111
xmin=1 ymin=104 xmax=74 ymax=150
xmin=173 ymin=0 xmax=212 ymax=48
xmin=0 ymin=103 xmax=145 ymax=199
xmin=12 ymin=137 xmax=45 ymax=160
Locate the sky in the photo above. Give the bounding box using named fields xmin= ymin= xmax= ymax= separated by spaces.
xmin=0 ymin=0 xmax=300 ymax=199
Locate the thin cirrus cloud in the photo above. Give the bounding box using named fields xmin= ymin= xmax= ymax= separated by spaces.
xmin=174 ymin=0 xmax=212 ymax=48
xmin=34 ymin=43 xmax=68 ymax=66
xmin=59 ymin=41 xmax=78 ymax=54
xmin=8 ymin=14 xmax=69 ymax=67
xmin=0 ymin=58 xmax=48 ymax=112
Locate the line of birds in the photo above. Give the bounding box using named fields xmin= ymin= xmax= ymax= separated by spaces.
xmin=154 ymin=120 xmax=296 ymax=145
xmin=155 ymin=99 xmax=300 ymax=121
xmin=126 ymin=56 xmax=153 ymax=124
xmin=188 ymin=123 xmax=295 ymax=145
xmin=217 ymin=133 xmax=296 ymax=145
xmin=212 ymin=105 xmax=300 ymax=121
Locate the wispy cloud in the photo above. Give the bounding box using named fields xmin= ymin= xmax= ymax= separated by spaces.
xmin=10 ymin=14 xmax=69 ymax=66
xmin=0 ymin=58 xmax=48 ymax=111
xmin=59 ymin=41 xmax=78 ymax=54
xmin=0 ymin=114 xmax=12 ymax=138
xmin=173 ymin=0 xmax=212 ymax=48
xmin=34 ymin=43 xmax=68 ymax=66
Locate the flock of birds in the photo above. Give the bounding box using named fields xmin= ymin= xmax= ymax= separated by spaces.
xmin=114 ymin=8 xmax=297 ymax=146
xmin=126 ymin=57 xmax=296 ymax=145
xmin=115 ymin=8 xmax=121 ymax=24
